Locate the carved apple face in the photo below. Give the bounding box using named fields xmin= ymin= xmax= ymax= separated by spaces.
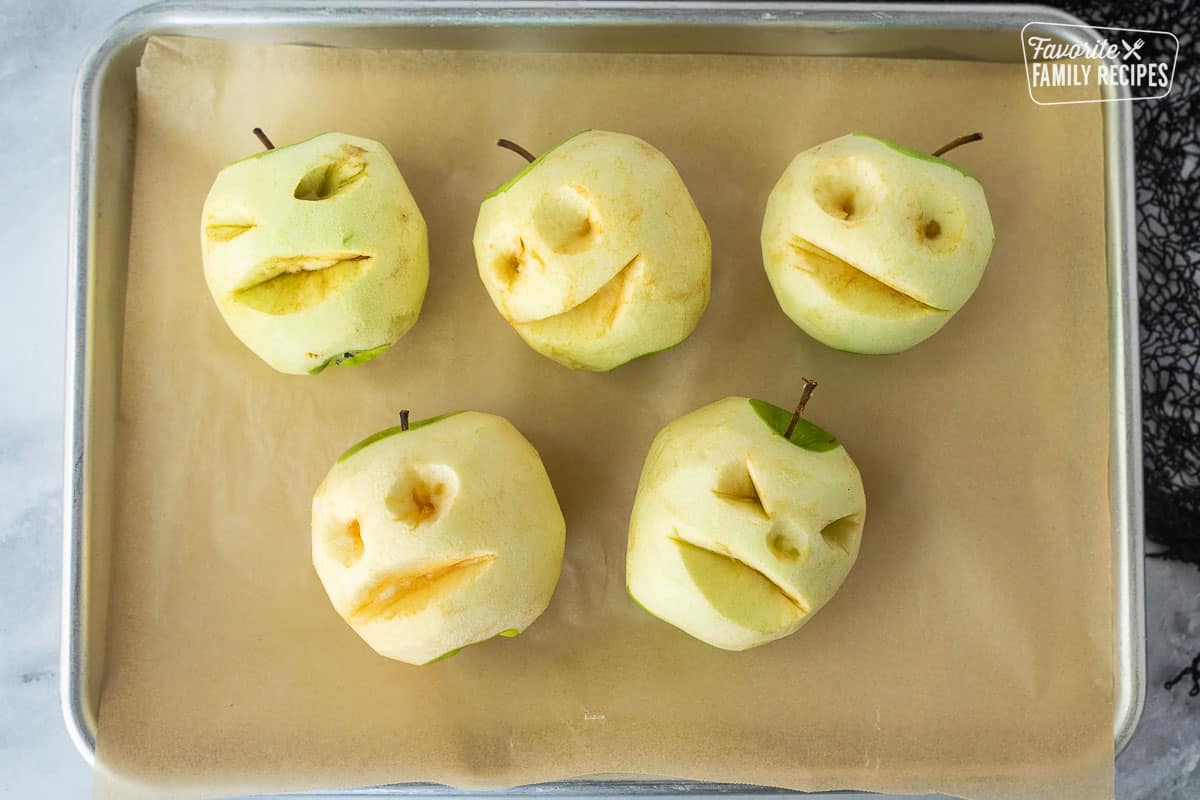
xmin=201 ymin=132 xmax=428 ymax=375
xmin=473 ymin=130 xmax=711 ymax=371
xmin=311 ymin=412 xmax=565 ymax=665
xmin=761 ymin=133 xmax=994 ymax=354
xmin=626 ymin=397 xmax=866 ymax=651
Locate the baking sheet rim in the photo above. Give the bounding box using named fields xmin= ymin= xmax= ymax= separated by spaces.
xmin=61 ymin=0 xmax=1146 ymax=775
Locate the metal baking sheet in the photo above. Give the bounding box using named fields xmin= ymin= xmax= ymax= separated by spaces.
xmin=63 ymin=1 xmax=1145 ymax=793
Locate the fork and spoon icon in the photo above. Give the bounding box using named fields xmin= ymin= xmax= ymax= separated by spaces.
xmin=1121 ymin=38 xmax=1145 ymax=61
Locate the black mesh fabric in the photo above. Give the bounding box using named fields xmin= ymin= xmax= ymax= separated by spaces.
xmin=1051 ymin=0 xmax=1200 ymax=695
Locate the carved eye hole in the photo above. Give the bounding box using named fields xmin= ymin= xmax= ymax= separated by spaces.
xmin=322 ymin=517 xmax=365 ymax=568
xmin=816 ymin=186 xmax=862 ymax=221
xmin=493 ymin=237 xmax=533 ymax=288
xmin=811 ymin=158 xmax=882 ymax=224
xmin=911 ymin=194 xmax=966 ymax=252
xmin=204 ymin=220 xmax=255 ymax=242
xmin=710 ymin=457 xmax=768 ymax=520
xmin=533 ymin=184 xmax=603 ymax=254
xmin=385 ymin=464 xmax=460 ymax=529
xmin=294 ymin=145 xmax=368 ymax=201
xmin=820 ymin=514 xmax=861 ymax=555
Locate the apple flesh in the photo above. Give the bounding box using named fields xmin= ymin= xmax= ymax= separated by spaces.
xmin=202 ymin=132 xmax=429 ymax=374
xmin=626 ymin=396 xmax=866 ymax=651
xmin=312 ymin=411 xmax=565 ymax=665
xmin=760 ymin=133 xmax=994 ymax=354
xmin=473 ymin=130 xmax=711 ymax=371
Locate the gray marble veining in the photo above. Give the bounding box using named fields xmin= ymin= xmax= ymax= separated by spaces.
xmin=1118 ymin=559 xmax=1200 ymax=799
xmin=0 ymin=1 xmax=1194 ymax=797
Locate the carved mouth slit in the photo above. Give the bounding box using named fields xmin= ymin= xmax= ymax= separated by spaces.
xmin=572 ymin=252 xmax=644 ymax=334
xmin=233 ymin=253 xmax=371 ymax=315
xmin=517 ymin=251 xmax=645 ymax=338
xmin=788 ymin=236 xmax=944 ymax=316
xmin=349 ymin=553 xmax=497 ymax=622
xmin=670 ymin=535 xmax=808 ymax=615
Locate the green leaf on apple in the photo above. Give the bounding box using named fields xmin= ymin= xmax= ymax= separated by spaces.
xmin=337 ymin=411 xmax=465 ymax=463
xmin=748 ymin=399 xmax=839 ymax=452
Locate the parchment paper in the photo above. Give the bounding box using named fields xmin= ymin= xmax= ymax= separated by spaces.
xmin=95 ymin=36 xmax=1114 ymax=800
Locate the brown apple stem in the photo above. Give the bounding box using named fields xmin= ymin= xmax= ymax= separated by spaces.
xmin=253 ymin=127 xmax=275 ymax=150
xmin=932 ymin=132 xmax=983 ymax=157
xmin=784 ymin=379 xmax=819 ymax=439
xmin=496 ymin=138 xmax=536 ymax=163
xmin=399 ymin=410 xmax=410 ymax=431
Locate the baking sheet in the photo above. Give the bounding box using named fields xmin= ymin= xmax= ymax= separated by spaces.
xmin=94 ymin=36 xmax=1113 ymax=800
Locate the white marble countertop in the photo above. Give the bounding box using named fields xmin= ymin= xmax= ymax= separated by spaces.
xmin=0 ymin=1 xmax=1195 ymax=797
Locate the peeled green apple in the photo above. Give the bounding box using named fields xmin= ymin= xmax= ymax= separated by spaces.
xmin=626 ymin=387 xmax=866 ymax=651
xmin=473 ymin=130 xmax=711 ymax=371
xmin=311 ymin=410 xmax=565 ymax=665
xmin=761 ymin=132 xmax=995 ymax=354
xmin=201 ymin=131 xmax=428 ymax=375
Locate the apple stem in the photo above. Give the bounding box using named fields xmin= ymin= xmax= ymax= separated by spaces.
xmin=496 ymin=138 xmax=536 ymax=163
xmin=784 ymin=379 xmax=819 ymax=439
xmin=399 ymin=410 xmax=410 ymax=432
xmin=253 ymin=127 xmax=275 ymax=150
xmin=932 ymin=132 xmax=983 ymax=158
